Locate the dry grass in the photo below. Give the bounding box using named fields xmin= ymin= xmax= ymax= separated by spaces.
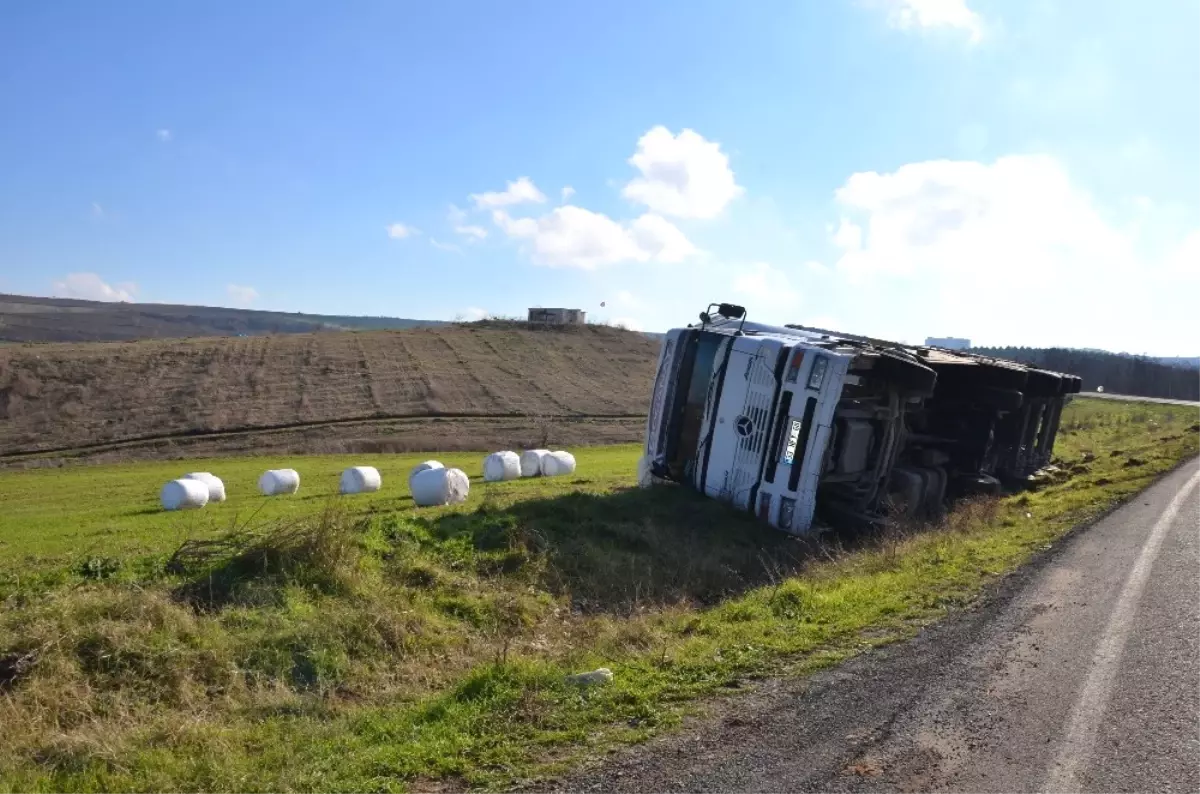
xmin=0 ymin=324 xmax=659 ymax=460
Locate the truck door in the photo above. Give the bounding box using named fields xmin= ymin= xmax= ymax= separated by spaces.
xmin=697 ymin=336 xmax=784 ymax=511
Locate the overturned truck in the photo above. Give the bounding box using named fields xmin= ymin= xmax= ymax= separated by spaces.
xmin=641 ymin=303 xmax=1082 ymax=534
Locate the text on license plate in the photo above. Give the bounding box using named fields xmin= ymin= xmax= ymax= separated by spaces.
xmin=783 ymin=419 xmax=803 ymax=464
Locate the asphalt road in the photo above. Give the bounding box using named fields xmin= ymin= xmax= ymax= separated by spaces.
xmin=561 ymin=459 xmax=1199 ymax=793
xmin=1076 ymin=392 xmax=1200 ymax=407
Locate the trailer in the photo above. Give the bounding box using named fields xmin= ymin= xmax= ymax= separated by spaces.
xmin=641 ymin=303 xmax=1082 ymax=534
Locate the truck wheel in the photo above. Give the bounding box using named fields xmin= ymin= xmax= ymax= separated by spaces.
xmin=935 ymin=360 xmax=1029 ymax=392
xmin=1024 ymin=369 xmax=1063 ymax=397
xmin=948 ymin=386 xmax=1024 ymax=411
xmin=872 ymin=349 xmax=937 ymax=396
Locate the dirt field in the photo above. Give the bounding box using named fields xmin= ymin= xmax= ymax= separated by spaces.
xmin=0 ymin=322 xmax=659 ymax=463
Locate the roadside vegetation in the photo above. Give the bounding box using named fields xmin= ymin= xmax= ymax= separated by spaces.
xmin=0 ymin=398 xmax=1195 ymax=791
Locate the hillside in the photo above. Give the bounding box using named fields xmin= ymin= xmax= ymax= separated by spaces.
xmin=0 ymin=293 xmax=447 ymax=343
xmin=0 ymin=322 xmax=660 ymax=462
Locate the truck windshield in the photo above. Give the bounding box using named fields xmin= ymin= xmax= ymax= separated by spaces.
xmin=666 ymin=331 xmax=723 ymax=480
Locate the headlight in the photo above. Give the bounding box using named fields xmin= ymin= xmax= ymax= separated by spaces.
xmin=779 ymin=497 xmax=796 ymax=529
xmin=807 ymin=356 xmax=828 ymax=391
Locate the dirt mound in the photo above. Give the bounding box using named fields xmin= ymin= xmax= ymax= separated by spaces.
xmin=0 ymin=323 xmax=659 ymax=459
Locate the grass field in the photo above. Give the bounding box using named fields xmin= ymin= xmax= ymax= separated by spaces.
xmin=0 ymin=398 xmax=1195 ymax=792
xmin=0 ymin=446 xmax=642 ymax=570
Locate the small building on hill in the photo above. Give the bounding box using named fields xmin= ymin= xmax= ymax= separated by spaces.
xmin=528 ymin=307 xmax=586 ymax=325
xmin=926 ymin=336 xmax=971 ymax=350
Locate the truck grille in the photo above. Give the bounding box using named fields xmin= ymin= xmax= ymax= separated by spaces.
xmin=724 ymin=348 xmax=777 ymax=503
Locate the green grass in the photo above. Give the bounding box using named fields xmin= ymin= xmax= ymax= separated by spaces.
xmin=0 ymin=446 xmax=641 ymax=571
xmin=0 ymin=399 xmax=1195 ymax=792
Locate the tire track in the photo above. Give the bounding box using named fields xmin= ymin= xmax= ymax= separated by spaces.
xmin=0 ymin=411 xmax=649 ymax=461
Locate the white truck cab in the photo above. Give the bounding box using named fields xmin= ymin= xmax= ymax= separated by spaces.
xmin=644 ymin=308 xmax=854 ymax=535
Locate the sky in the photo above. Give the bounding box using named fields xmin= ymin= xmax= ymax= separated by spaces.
xmin=1 ymin=0 xmax=1197 ymax=355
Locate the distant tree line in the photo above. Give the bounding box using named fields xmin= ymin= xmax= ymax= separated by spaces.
xmin=971 ymin=347 xmax=1199 ymax=401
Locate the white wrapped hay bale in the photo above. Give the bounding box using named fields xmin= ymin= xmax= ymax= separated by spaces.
xmin=258 ymin=468 xmax=301 ymax=496
xmin=339 ymin=466 xmax=382 ymax=495
xmin=183 ymin=472 xmax=226 ymax=503
xmin=520 ymin=449 xmax=550 ymax=478
xmin=483 ymin=451 xmax=521 ymax=482
xmin=411 ymin=467 xmax=470 ymax=507
xmin=541 ymin=450 xmax=576 ymax=477
xmin=409 ymin=460 xmax=444 ymax=488
xmin=161 ymin=478 xmax=210 ymax=511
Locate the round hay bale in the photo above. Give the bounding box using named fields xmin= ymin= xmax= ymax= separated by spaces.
xmin=258 ymin=468 xmax=301 ymax=496
xmin=183 ymin=472 xmax=226 ymax=502
xmin=161 ymin=478 xmax=210 ymax=511
xmin=411 ymin=467 xmax=470 ymax=507
xmin=520 ymin=449 xmax=550 ymax=478
xmin=339 ymin=466 xmax=382 ymax=495
xmin=409 ymin=460 xmax=444 ymax=489
xmin=483 ymin=451 xmax=521 ymax=482
xmin=542 ymin=451 xmax=577 ymax=477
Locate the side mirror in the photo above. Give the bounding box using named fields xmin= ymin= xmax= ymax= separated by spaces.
xmin=699 ymin=312 xmax=711 ymax=325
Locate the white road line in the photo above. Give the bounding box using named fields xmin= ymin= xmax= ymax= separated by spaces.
xmin=1045 ymin=468 xmax=1200 ymax=793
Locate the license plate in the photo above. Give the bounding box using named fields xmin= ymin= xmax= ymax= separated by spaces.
xmin=782 ymin=419 xmax=803 ymax=464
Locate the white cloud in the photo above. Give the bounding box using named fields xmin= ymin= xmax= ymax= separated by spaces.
xmin=831 ymin=155 xmax=1128 ymax=282
xmin=491 ymin=206 xmax=696 ymax=270
xmin=805 ymin=316 xmax=845 ymax=332
xmin=226 ymin=284 xmax=258 ymax=307
xmin=1164 ymin=230 xmax=1200 ymax=278
xmin=731 ymin=262 xmax=800 ymax=309
xmin=561 ymin=186 xmax=576 ymax=203
xmin=615 ymin=290 xmax=641 ymax=307
xmin=90 ymin=202 xmax=104 ymax=218
xmin=156 ymin=128 xmax=172 ymax=142
xmin=446 ymin=204 xmax=488 ymax=240
xmin=430 ymin=238 xmax=462 ymax=253
xmin=882 ymin=0 xmax=984 ymax=43
xmin=831 ymin=219 xmax=863 ymax=251
xmin=622 ymin=126 xmax=743 ymax=219
xmin=461 ymin=307 xmax=489 ymax=321
xmin=609 ymin=316 xmax=645 ymax=332
xmin=494 ymin=206 xmax=645 ymax=269
xmin=630 ymin=213 xmax=697 ymax=263
xmin=469 ymin=176 xmax=546 ymax=209
xmin=386 ymin=222 xmax=419 ymax=239
xmin=51 ymin=272 xmax=137 ymax=302
xmin=823 ymin=153 xmax=1199 ymax=348
xmin=454 ymin=224 xmax=488 ymax=240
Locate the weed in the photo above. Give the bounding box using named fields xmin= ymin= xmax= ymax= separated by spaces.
xmin=0 ymin=400 xmax=1193 ymax=790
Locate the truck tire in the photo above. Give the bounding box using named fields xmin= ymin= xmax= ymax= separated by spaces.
xmin=1024 ymin=368 xmax=1063 ymax=397
xmin=945 ymin=385 xmax=1024 ymax=411
xmin=934 ymin=360 xmax=1029 ymax=392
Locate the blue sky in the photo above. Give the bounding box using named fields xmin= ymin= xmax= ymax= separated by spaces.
xmin=1 ymin=0 xmax=1197 ymax=354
